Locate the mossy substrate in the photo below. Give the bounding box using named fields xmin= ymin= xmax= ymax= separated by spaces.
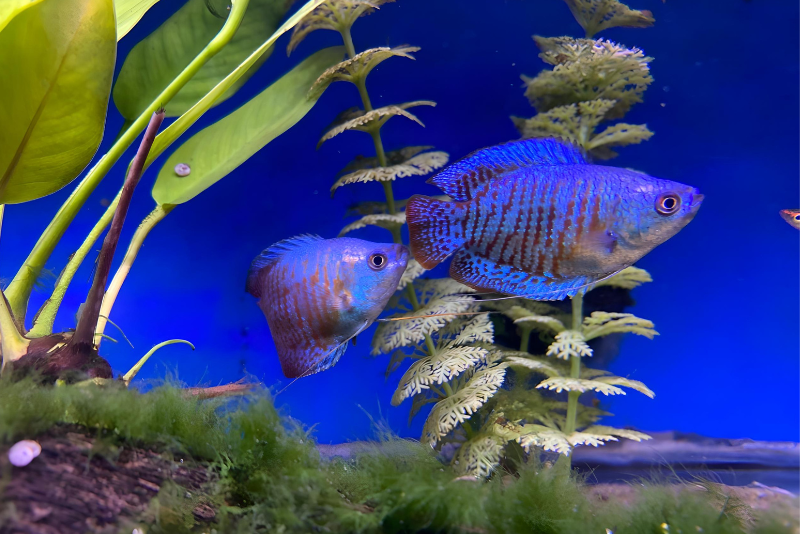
xmin=0 ymin=379 xmax=796 ymax=534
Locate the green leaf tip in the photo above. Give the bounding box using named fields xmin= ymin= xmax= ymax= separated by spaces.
xmin=152 ymin=46 xmax=345 ymax=206
xmin=123 ymin=339 xmax=195 ymax=384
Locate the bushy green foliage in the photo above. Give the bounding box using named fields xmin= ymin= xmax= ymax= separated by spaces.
xmin=1 ymin=379 xmax=796 ymax=533
xmin=513 ymin=2 xmax=655 ymax=160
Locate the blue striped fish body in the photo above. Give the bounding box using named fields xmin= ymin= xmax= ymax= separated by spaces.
xmin=406 ymin=138 xmax=703 ymax=300
xmin=246 ymin=236 xmax=408 ymax=378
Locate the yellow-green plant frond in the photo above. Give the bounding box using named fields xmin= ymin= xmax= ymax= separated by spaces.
xmin=422 ymin=363 xmax=507 ymax=445
xmin=536 ymin=377 xmax=625 ymax=396
xmin=309 ymin=45 xmax=418 ymax=98
xmin=582 ymin=425 xmax=652 ymax=442
xmin=567 ymin=430 xmax=618 ymax=447
xmin=582 ymin=312 xmax=657 ymax=341
xmin=579 ymin=366 xmax=611 ymax=379
xmin=416 ymin=278 xmax=476 ymax=303
xmin=523 ymin=38 xmax=652 ymax=120
xmin=331 ymin=150 xmax=448 ymax=194
xmin=517 ymin=425 xmax=572 ymax=455
xmin=287 ymin=0 xmax=395 ymax=54
xmin=481 ymin=298 xmax=563 ymax=318
xmin=492 ymin=389 xmax=568 ymax=428
xmin=545 ymin=330 xmax=593 ymax=360
xmin=318 ymin=101 xmax=436 ymax=146
xmin=452 ymin=314 xmax=495 ymax=346
xmin=453 ymin=435 xmax=507 ymax=478
xmin=513 ymin=100 xmax=652 ymax=160
xmin=593 ymin=266 xmax=652 ymax=289
xmin=503 ymin=355 xmax=562 ymax=377
xmin=592 ymin=375 xmax=654 ymax=398
xmin=534 ymin=35 xmax=595 ymax=65
xmin=561 ymin=0 xmax=654 ymax=38
xmin=340 ymin=145 xmax=433 ymax=174
xmin=514 ymin=313 xmax=567 ymax=334
xmin=371 ymin=279 xmax=476 ymax=355
xmin=585 ymin=122 xmax=654 ymax=159
xmin=391 ymin=346 xmax=488 ymax=405
xmin=338 ymin=213 xmax=405 ymax=236
xmin=397 ymin=259 xmax=426 ymax=291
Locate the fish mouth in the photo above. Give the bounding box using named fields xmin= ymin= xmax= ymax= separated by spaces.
xmin=690 ymin=192 xmax=704 ymax=209
xmin=396 ymin=244 xmax=410 ymax=266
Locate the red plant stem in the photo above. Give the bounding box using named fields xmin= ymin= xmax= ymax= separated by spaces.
xmin=70 ymin=111 xmax=165 ymax=350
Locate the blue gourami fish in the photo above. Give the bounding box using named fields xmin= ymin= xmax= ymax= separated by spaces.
xmin=246 ymin=236 xmax=408 ymax=378
xmin=779 ymin=209 xmax=800 ymax=230
xmin=406 ymin=138 xmax=703 ymax=300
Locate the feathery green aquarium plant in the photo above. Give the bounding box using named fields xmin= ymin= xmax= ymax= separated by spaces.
xmin=513 ymin=0 xmax=656 ymax=160
xmin=315 ymin=0 xmax=667 ymax=479
xmin=0 ymin=0 xmax=344 ymax=382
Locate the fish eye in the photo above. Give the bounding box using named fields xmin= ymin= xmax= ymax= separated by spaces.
xmin=655 ymin=193 xmax=681 ymax=216
xmin=369 ymin=253 xmax=388 ymax=270
xmin=795 ymin=214 xmax=800 ymax=221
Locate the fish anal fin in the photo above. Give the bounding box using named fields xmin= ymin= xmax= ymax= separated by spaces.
xmin=246 ymin=234 xmax=323 ymax=298
xmin=449 ymin=249 xmax=606 ymax=301
xmin=428 ymin=138 xmax=586 ymax=201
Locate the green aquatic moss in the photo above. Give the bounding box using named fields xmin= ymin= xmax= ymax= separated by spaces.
xmin=0 ymin=380 xmax=796 ymax=533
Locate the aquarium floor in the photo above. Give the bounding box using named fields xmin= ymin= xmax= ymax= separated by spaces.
xmin=2 ymin=427 xmax=798 ymax=534
xmin=0 ymin=424 xmax=215 ymax=534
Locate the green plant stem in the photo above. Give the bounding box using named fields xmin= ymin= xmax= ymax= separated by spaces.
xmin=340 ymin=26 xmax=401 ymax=230
xmin=562 ymin=292 xmax=584 ymax=471
xmin=442 ymin=381 xmax=454 ymax=397
xmin=94 ymin=204 xmax=174 ymax=347
xmin=27 ymin=192 xmax=121 ymax=339
xmin=3 ymin=0 xmax=251 ymax=325
xmin=123 ymin=339 xmax=194 ymax=384
xmin=0 ymin=292 xmax=29 ymax=369
xmin=339 ymin=25 xmax=435 ymax=363
xmin=519 ymin=326 xmax=532 ymax=353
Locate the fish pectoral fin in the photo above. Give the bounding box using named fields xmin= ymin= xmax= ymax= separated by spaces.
xmin=576 ymin=227 xmax=619 ymax=256
xmin=449 ymin=249 xmax=609 ymax=301
xmin=298 ymin=320 xmax=371 ymax=378
xmin=304 ymin=342 xmax=349 ymax=377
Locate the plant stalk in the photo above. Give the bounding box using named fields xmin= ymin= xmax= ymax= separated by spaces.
xmin=95 ymin=204 xmax=173 ymax=347
xmin=27 ymin=192 xmax=121 ymax=339
xmin=519 ymin=326 xmax=532 ymax=353
xmin=70 ymin=111 xmax=165 ymax=352
xmin=3 ymin=0 xmax=250 ymax=325
xmin=562 ymin=292 xmax=584 ymax=471
xmin=0 ymin=291 xmax=29 ymax=368
xmin=338 ymin=25 xmax=431 ymax=353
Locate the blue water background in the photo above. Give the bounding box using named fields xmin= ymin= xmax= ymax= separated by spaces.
xmin=2 ymin=0 xmax=798 ymax=444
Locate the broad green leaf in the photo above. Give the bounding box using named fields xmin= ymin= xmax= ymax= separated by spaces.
xmin=114 ymin=0 xmax=160 ymax=39
xmin=113 ymin=0 xmax=287 ymax=120
xmin=141 ymin=0 xmax=326 ymax=169
xmin=0 ymin=0 xmax=44 ymax=34
xmin=152 ymin=46 xmax=343 ymax=205
xmin=0 ymin=0 xmax=116 ymax=205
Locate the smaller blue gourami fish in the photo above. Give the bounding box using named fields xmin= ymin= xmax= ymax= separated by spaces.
xmin=406 ymin=138 xmax=703 ymax=300
xmin=246 ymin=236 xmax=408 ymax=378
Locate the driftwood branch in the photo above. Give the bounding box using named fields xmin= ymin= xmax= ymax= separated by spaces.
xmin=70 ymin=110 xmax=165 ymax=352
xmin=182 ymin=379 xmax=257 ymax=400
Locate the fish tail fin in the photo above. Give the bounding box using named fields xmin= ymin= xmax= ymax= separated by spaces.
xmin=406 ymin=195 xmax=465 ymax=269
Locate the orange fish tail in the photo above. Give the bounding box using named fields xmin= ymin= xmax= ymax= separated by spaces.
xmin=406 ymin=195 xmax=465 ymax=269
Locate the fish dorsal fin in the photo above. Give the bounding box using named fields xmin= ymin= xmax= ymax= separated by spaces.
xmin=245 ymin=234 xmax=323 ymax=298
xmin=427 ymin=138 xmax=586 ymax=201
